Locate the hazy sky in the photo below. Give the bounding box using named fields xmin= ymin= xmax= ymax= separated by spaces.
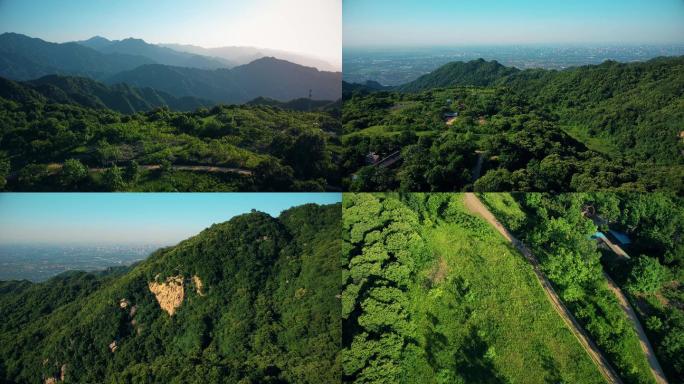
xmin=0 ymin=193 xmax=341 ymax=246
xmin=0 ymin=0 xmax=341 ymax=67
xmin=344 ymin=0 xmax=684 ymax=47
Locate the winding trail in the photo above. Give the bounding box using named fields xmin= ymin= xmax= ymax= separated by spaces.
xmin=89 ymin=164 xmax=253 ymax=176
xmin=463 ymin=193 xmax=624 ymax=384
xmin=12 ymin=163 xmax=255 ymax=178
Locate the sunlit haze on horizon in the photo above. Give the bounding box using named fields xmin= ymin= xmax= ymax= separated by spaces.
xmin=0 ymin=0 xmax=342 ymax=69
xmin=344 ymin=0 xmax=684 ymax=47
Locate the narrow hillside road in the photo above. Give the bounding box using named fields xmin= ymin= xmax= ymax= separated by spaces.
xmin=463 ymin=193 xmax=624 ymax=384
xmin=375 ymin=151 xmax=402 ymax=168
xmin=604 ymin=274 xmax=669 ymax=384
xmin=596 ymin=223 xmax=667 ymax=383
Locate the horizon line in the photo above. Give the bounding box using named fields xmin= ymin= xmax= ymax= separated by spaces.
xmin=0 ymin=30 xmax=341 ymax=69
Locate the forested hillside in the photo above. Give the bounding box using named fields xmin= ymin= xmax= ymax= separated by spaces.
xmin=342 ymin=57 xmax=684 ymax=192
xmin=342 ymin=193 xmax=610 ymax=383
xmin=0 ymin=75 xmax=212 ymax=114
xmin=397 ymin=59 xmax=519 ymax=91
xmin=0 ymin=81 xmax=341 ymax=191
xmin=0 ymin=203 xmax=341 ymax=384
xmin=482 ymin=192 xmax=683 ymax=383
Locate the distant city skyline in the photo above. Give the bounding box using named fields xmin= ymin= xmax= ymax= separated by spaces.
xmin=0 ymin=0 xmax=342 ymax=68
xmin=0 ymin=193 xmax=341 ymax=245
xmin=344 ymin=0 xmax=684 ymax=47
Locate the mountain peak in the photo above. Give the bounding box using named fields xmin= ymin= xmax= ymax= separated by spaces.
xmin=397 ymin=58 xmax=519 ymax=92
xmin=85 ymin=36 xmax=110 ymax=43
xmin=120 ymin=37 xmax=148 ymax=45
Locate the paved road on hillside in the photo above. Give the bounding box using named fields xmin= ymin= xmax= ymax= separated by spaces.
xmin=463 ymin=193 xmax=624 ymax=384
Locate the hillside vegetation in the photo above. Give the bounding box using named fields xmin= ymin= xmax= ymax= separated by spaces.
xmin=0 ymin=77 xmax=341 ymax=191
xmin=0 ymin=203 xmax=341 ymax=384
xmin=342 ymin=193 xmax=607 ymax=383
xmin=342 ymin=57 xmax=684 ymax=192
xmin=483 ymin=192 xmax=683 ymax=383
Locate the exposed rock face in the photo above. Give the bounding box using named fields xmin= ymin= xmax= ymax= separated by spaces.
xmin=43 ymin=363 xmax=66 ymax=383
xmin=148 ymin=275 xmax=185 ymax=316
xmin=192 ymin=275 xmax=204 ymax=296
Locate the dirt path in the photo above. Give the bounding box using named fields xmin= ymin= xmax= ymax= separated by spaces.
xmin=603 ymin=274 xmax=669 ymax=384
xmin=463 ymin=193 xmax=624 ymax=384
xmin=597 ymin=225 xmax=667 ymax=382
xmin=46 ymin=163 xmax=253 ymax=176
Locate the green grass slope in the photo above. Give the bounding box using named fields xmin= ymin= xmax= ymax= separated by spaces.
xmin=482 ymin=193 xmax=666 ymax=384
xmin=342 ymin=193 xmax=605 ymax=383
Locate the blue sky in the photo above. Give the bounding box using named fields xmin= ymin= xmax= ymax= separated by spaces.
xmin=344 ymin=0 xmax=684 ymax=47
xmin=0 ymin=193 xmax=341 ymax=245
xmin=0 ymin=0 xmax=341 ymax=65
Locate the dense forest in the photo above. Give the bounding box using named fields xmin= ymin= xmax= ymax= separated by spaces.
xmin=0 ymin=75 xmax=341 ymax=191
xmin=342 ymin=56 xmax=684 ymax=192
xmin=0 ymin=203 xmax=341 ymax=384
xmin=482 ymin=192 xmax=683 ymax=383
xmin=342 ymin=193 xmax=657 ymax=383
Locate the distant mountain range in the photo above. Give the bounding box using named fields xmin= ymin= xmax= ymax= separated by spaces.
xmin=160 ymin=43 xmax=339 ymax=72
xmin=77 ymin=36 xmax=233 ymax=69
xmin=0 ymin=33 xmax=341 ymax=107
xmin=106 ymin=57 xmax=341 ymax=104
xmin=0 ymin=32 xmax=154 ymax=80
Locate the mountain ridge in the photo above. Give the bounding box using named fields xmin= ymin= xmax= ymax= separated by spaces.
xmin=161 ymin=42 xmax=339 ymax=72
xmin=76 ymin=36 xmax=233 ymax=69
xmin=106 ymin=57 xmax=342 ymax=104
xmin=0 ymin=32 xmax=155 ymax=80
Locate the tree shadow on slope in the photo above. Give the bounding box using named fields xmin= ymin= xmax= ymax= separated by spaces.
xmin=454 ymin=328 xmax=507 ymax=384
